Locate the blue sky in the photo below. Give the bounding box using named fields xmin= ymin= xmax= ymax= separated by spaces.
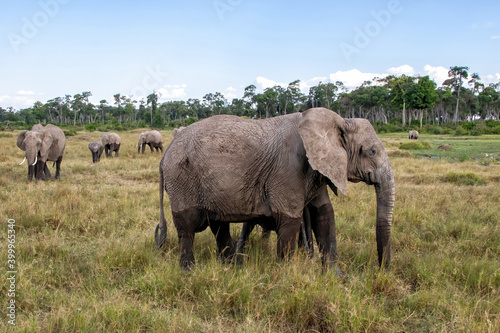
xmin=1 ymin=0 xmax=499 ymax=109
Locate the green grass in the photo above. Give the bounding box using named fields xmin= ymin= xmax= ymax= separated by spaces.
xmin=1 ymin=130 xmax=499 ymax=332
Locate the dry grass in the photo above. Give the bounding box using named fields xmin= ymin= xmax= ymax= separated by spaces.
xmin=0 ymin=130 xmax=499 ymax=332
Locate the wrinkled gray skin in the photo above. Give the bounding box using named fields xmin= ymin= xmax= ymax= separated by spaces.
xmin=102 ymin=132 xmax=121 ymax=157
xmin=17 ymin=124 xmax=66 ymax=181
xmin=171 ymin=127 xmax=185 ymax=138
xmin=408 ymin=130 xmax=419 ymax=140
xmin=157 ymin=108 xmax=395 ymax=270
xmin=88 ymin=141 xmax=104 ymax=163
xmin=138 ymin=130 xmax=163 ymax=154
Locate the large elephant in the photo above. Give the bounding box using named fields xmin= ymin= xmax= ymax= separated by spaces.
xmin=102 ymin=132 xmax=121 ymax=157
xmin=138 ymin=130 xmax=163 ymax=153
xmin=88 ymin=141 xmax=104 ymax=163
xmin=408 ymin=130 xmax=419 ymax=140
xmin=17 ymin=124 xmax=66 ymax=181
xmin=156 ymin=108 xmax=395 ymax=270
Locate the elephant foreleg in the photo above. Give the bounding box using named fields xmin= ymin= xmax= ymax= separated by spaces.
xmin=43 ymin=163 xmax=52 ymax=180
xmin=310 ymin=202 xmax=340 ymax=272
xmin=209 ymin=221 xmax=236 ymax=264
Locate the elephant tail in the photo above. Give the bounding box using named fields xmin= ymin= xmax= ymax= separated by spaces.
xmin=156 ymin=164 xmax=167 ymax=249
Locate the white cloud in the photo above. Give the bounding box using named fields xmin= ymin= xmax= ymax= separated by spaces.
xmin=17 ymin=90 xmax=35 ymax=95
xmin=0 ymin=94 xmax=37 ymax=109
xmin=255 ymin=76 xmax=287 ymax=90
xmin=423 ymin=65 xmax=449 ymax=86
xmin=387 ymin=65 xmax=415 ymax=76
xmin=329 ymin=69 xmax=386 ymax=88
xmin=483 ymin=73 xmax=500 ymax=84
xmin=491 ymin=35 xmax=500 ymax=39
xmin=224 ymin=86 xmax=237 ymax=100
xmin=157 ymin=84 xmax=187 ymax=100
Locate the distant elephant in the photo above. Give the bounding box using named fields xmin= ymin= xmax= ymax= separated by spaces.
xmin=156 ymin=108 xmax=395 ymax=271
xmin=102 ymin=132 xmax=121 ymax=157
xmin=138 ymin=130 xmax=163 ymax=153
xmin=17 ymin=124 xmax=66 ymax=181
xmin=409 ymin=130 xmax=419 ymax=140
xmin=171 ymin=127 xmax=185 ymax=138
xmin=88 ymin=141 xmax=104 ymax=163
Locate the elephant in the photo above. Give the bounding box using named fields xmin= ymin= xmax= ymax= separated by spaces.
xmin=138 ymin=130 xmax=163 ymax=154
xmin=156 ymin=107 xmax=395 ymax=271
xmin=17 ymin=124 xmax=66 ymax=181
xmin=88 ymin=141 xmax=104 ymax=163
xmin=102 ymin=132 xmax=121 ymax=157
xmin=236 ymin=206 xmax=315 ymax=262
xmin=171 ymin=126 xmax=185 ymax=138
xmin=408 ymin=130 xmax=419 ymax=140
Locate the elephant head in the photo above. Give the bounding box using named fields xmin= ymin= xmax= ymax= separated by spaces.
xmin=298 ymin=108 xmax=395 ymax=267
xmin=88 ymin=141 xmax=104 ymax=163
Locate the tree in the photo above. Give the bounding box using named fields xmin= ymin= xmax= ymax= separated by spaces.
xmin=386 ymin=74 xmax=415 ymax=127
xmin=147 ymin=92 xmax=159 ymax=127
xmin=408 ymin=76 xmax=439 ymax=128
xmin=443 ymin=66 xmax=469 ymax=124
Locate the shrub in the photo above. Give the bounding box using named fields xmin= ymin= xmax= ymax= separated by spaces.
xmin=399 ymin=141 xmax=432 ymax=150
xmin=63 ymin=129 xmax=77 ymax=137
xmin=443 ymin=172 xmax=486 ymax=186
xmin=84 ymin=123 xmax=97 ymax=132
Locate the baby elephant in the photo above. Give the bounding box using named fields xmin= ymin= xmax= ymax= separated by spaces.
xmin=138 ymin=130 xmax=163 ymax=153
xmin=408 ymin=130 xmax=419 ymax=140
xmin=102 ymin=132 xmax=121 ymax=157
xmin=88 ymin=141 xmax=104 ymax=163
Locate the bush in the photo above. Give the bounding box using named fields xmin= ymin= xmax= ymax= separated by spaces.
xmin=63 ymin=129 xmax=77 ymax=137
xmin=84 ymin=123 xmax=97 ymax=132
xmin=443 ymin=172 xmax=486 ymax=186
xmin=399 ymin=141 xmax=432 ymax=150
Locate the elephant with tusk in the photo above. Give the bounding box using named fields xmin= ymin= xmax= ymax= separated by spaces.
xmin=17 ymin=124 xmax=66 ymax=181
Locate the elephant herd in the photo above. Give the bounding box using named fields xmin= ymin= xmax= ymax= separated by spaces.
xmin=17 ymin=108 xmax=397 ymax=273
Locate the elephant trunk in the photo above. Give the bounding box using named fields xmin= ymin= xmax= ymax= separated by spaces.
xmin=26 ymin=149 xmax=38 ymax=166
xmin=374 ymin=162 xmax=395 ymax=268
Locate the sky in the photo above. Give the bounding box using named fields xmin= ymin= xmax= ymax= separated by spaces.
xmin=0 ymin=0 xmax=499 ymax=110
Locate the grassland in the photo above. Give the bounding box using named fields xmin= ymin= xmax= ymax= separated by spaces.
xmin=1 ymin=129 xmax=499 ymax=332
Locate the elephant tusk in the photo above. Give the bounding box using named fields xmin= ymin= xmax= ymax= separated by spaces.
xmin=32 ymin=156 xmax=37 ymax=166
xmin=19 ymin=157 xmax=26 ymax=165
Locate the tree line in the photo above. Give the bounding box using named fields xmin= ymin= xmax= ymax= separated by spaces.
xmin=1 ymin=66 xmax=499 ymax=131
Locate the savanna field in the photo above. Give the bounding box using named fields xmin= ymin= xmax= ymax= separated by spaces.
xmin=0 ymin=129 xmax=499 ymax=332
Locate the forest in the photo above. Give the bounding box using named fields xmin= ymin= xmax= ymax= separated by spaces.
xmin=2 ymin=66 xmax=500 ymax=133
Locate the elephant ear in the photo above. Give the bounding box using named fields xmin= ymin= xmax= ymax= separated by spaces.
xmin=40 ymin=131 xmax=54 ymax=158
xmin=298 ymin=108 xmax=348 ymax=196
xmin=17 ymin=131 xmax=28 ymax=151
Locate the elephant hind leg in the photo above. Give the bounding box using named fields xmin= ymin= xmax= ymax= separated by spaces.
xmin=173 ymin=209 xmax=208 ymax=270
xmin=55 ymin=156 xmax=63 ymax=179
xmin=210 ymin=221 xmax=236 ymax=264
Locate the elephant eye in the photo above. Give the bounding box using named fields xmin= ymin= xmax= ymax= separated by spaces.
xmin=370 ymin=147 xmax=377 ymax=156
